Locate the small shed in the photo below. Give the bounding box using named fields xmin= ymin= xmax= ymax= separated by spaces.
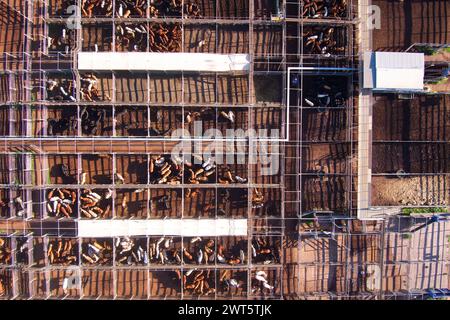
xmin=363 ymin=52 xmax=424 ymax=91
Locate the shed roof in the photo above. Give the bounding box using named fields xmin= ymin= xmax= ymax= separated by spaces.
xmin=363 ymin=52 xmax=424 ymax=90
xmin=78 ymin=52 xmax=250 ymax=72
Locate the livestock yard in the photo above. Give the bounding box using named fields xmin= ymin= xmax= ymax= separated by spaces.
xmin=0 ymin=0 xmax=449 ymax=301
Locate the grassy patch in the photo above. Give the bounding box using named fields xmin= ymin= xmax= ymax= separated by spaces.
xmin=13 ymin=178 xmax=21 ymax=187
xmin=401 ymin=207 xmax=447 ymax=215
xmin=30 ymin=156 xmax=35 ymax=185
xmin=415 ymin=46 xmax=438 ymax=55
xmin=47 ymin=170 xmax=52 ymax=185
xmin=426 ymin=77 xmax=448 ymax=85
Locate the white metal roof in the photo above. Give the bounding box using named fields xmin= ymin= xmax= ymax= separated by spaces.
xmin=375 ymin=51 xmax=424 ymax=69
xmin=78 ymin=52 xmax=250 ymax=72
xmin=363 ymin=52 xmax=424 ymax=90
xmin=78 ymin=219 xmax=248 ymax=237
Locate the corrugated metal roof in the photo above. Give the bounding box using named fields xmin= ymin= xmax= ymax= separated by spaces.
xmin=375 ymin=52 xmax=424 ymax=70
xmin=78 ymin=219 xmax=248 ymax=237
xmin=376 ymin=68 xmax=424 ymax=89
xmin=78 ymin=52 xmax=251 ymax=72
xmin=363 ymin=52 xmax=425 ymax=90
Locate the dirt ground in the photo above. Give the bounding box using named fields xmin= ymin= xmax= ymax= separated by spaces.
xmin=81 ymin=154 xmax=113 ymax=184
xmin=302 ymin=25 xmax=350 ymax=55
xmin=0 ymin=105 xmax=24 ymax=136
xmin=1 ymin=219 xmax=447 ymax=299
xmin=301 ymin=175 xmax=350 ymax=213
xmin=0 ymin=155 xmax=9 ymax=184
xmin=302 ymin=109 xmax=350 ymax=142
xmin=284 ymin=229 xmax=425 ymax=297
xmin=82 ymin=269 xmax=114 ymax=298
xmin=302 ymin=143 xmax=352 ymax=175
xmin=82 ymin=23 xmax=113 ymax=52
xmin=81 ymin=21 xmax=281 ymax=54
xmin=372 ymin=95 xmax=450 ymax=142
xmin=371 ymin=94 xmax=449 ymax=207
xmin=0 ymin=185 xmax=281 ymax=219
xmin=372 ymin=142 xmax=448 ymax=174
xmin=31 ymin=106 xmax=78 ymax=137
xmin=254 ymin=75 xmax=283 ymax=104
xmin=41 ymin=154 xmax=78 ymax=185
xmin=8 ymin=0 xmax=447 ymax=302
xmin=288 ymin=74 xmax=353 ymax=142
xmin=2 ymin=104 xmax=284 ymax=138
xmin=0 ymin=75 xmax=9 ymax=103
xmin=2 ymin=0 xmax=284 ymax=302
xmin=372 ymin=0 xmax=450 ymax=51
xmin=115 ymin=189 xmax=149 ymax=219
xmin=0 ymin=0 xmax=24 ymax=57
xmin=184 ymin=24 xmax=249 ymax=54
xmin=115 ymin=73 xmax=148 ymax=103
xmin=50 ymin=0 xmax=253 ymax=19
xmin=77 ymin=73 xmax=252 ymax=105
xmin=371 ymin=175 xmax=449 ymax=206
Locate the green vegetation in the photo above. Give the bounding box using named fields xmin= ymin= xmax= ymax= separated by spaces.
xmin=13 ymin=178 xmax=21 ymax=187
xmin=414 ymin=45 xmax=450 ymax=55
xmin=401 ymin=207 xmax=447 ymax=215
xmin=30 ymin=157 xmax=35 ymax=185
xmin=415 ymin=46 xmax=438 ymax=55
xmin=426 ymin=77 xmax=448 ymax=85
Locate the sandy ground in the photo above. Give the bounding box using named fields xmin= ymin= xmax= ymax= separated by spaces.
xmin=372 ymin=175 xmax=449 ymax=206
xmin=371 ymin=93 xmax=449 ymax=207
xmin=302 ymin=143 xmax=352 ymax=175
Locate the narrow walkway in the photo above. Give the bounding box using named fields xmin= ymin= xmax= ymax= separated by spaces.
xmin=357 ymin=0 xmax=374 ymax=219
xmin=78 ymin=219 xmax=248 ymax=237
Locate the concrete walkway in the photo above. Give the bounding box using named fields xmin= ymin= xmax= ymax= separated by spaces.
xmin=357 ymin=0 xmax=375 ymax=219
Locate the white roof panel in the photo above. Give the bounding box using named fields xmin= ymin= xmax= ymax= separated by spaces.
xmin=78 ymin=52 xmax=250 ymax=72
xmin=78 ymin=219 xmax=248 ymax=237
xmin=363 ymin=52 xmax=424 ymax=90
xmin=375 ymin=51 xmax=424 ymax=70
xmin=375 ymin=68 xmax=424 ymax=90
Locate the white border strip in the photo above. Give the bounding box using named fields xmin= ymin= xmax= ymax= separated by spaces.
xmin=78 ymin=219 xmax=248 ymax=237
